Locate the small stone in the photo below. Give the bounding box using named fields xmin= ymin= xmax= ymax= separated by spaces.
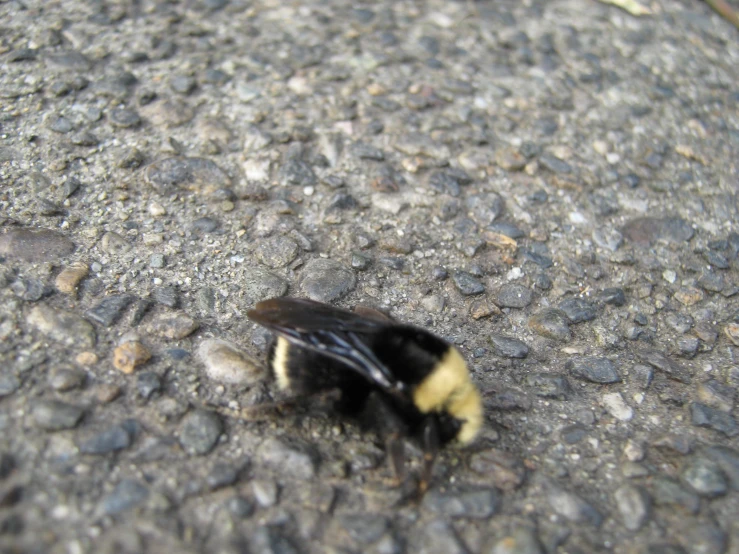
xmin=32 ymin=400 xmax=84 ymax=430
xmin=697 ymin=380 xmax=735 ymax=412
xmin=49 ymin=367 xmax=86 ymax=391
xmin=86 ymin=294 xmax=134 ymax=327
xmin=495 ymin=148 xmax=527 ymax=171
xmin=170 ymin=75 xmax=196 ymax=95
xmin=136 ymin=372 xmax=162 ymax=399
xmin=179 ymin=410 xmax=222 ymax=455
xmin=560 ymin=424 xmax=588 ymax=444
xmin=724 ymin=323 xmax=739 ymax=346
xmin=76 ymin=352 xmax=98 ymax=365
xmin=487 ymin=527 xmax=543 ymax=554
xmin=0 ymin=375 xmax=21 ymax=398
xmin=614 ymin=485 xmax=650 ymax=531
xmin=153 ymin=286 xmax=178 ymax=308
xmin=602 ymin=392 xmax=633 ymax=421
xmin=674 ymin=287 xmax=703 ymax=306
xmin=489 ymin=335 xmax=529 ymax=358
xmin=50 ymin=116 xmax=73 ymax=133
xmin=207 ymin=463 xmax=240 ymax=491
xmin=55 ymin=263 xmax=89 ymax=294
xmin=252 ymin=479 xmax=279 ymax=507
xmin=226 ymin=496 xmax=254 ymax=518
xmin=702 ymin=446 xmax=739 ymax=491
xmin=690 ymin=402 xmax=738 ymax=437
xmin=198 ymin=339 xmax=262 ymax=385
xmin=145 ymin=157 xmax=231 ymax=195
xmin=451 ymin=271 xmax=485 ymax=296
xmin=145 ymin=310 xmax=199 ymax=339
xmin=242 ymin=267 xmax=289 ymax=303
xmin=10 ymin=278 xmax=47 ymax=301
xmin=299 ymin=259 xmax=356 ymax=302
xmin=681 ymin=456 xmax=728 ymax=497
xmin=79 ymin=422 xmax=135 ymax=455
xmin=338 ymin=513 xmax=388 ymax=544
xmin=412 ymin=520 xmax=466 ymax=554
xmin=113 ymin=341 xmax=151 ymax=374
xmin=109 ymin=108 xmax=141 ymax=128
xmin=27 ymin=304 xmax=95 ymax=348
xmin=623 ymin=440 xmax=646 ymax=462
xmin=96 ymin=384 xmax=121 ymax=403
xmin=525 ymin=373 xmax=571 ymax=399
xmin=278 ymin=158 xmax=316 ymax=188
xmin=547 ymin=486 xmax=602 ymax=526
xmin=528 ymin=309 xmax=571 ymax=341
xmin=420 ymin=294 xmax=445 ymax=313
xmin=558 ymin=297 xmax=597 ymax=323
xmin=256 ymin=236 xmax=300 ymax=268
xmin=256 ymin=437 xmax=317 ymax=480
xmin=637 ymin=349 xmax=691 ymax=384
xmin=622 ymin=217 xmax=694 ymax=246
xmin=469 ymin=449 xmax=526 ymax=491
xmin=249 ymin=526 xmax=299 ymax=554
xmin=422 ymin=488 xmax=500 ymax=519
xmin=497 ymin=284 xmax=532 ymax=308
xmin=466 ymin=193 xmax=505 ymax=226
xmin=101 ymin=479 xmax=149 ymax=515
xmin=100 ymin=231 xmax=131 ymax=255
xmin=592 ymin=227 xmax=623 ymax=252
xmin=0 ymin=228 xmax=75 ymax=262
xmin=665 ymin=312 xmax=694 ymax=334
xmin=652 ymin=476 xmax=699 ymax=514
xmin=567 ymin=357 xmax=621 ymax=384
xmin=539 ymin=154 xmax=572 ymax=174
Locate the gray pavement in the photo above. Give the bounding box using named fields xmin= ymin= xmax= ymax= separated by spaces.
xmin=1 ymin=0 xmax=738 ymax=552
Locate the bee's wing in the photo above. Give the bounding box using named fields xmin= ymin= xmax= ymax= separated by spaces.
xmin=248 ymin=297 xmax=406 ymax=394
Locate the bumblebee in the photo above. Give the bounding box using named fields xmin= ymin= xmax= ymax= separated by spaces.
xmin=247 ymin=297 xmax=483 ymax=492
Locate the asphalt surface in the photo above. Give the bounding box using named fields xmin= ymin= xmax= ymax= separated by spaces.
xmin=1 ymin=0 xmax=739 ymax=553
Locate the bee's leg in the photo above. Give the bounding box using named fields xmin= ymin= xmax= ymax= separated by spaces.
xmin=418 ymin=415 xmax=440 ymax=496
xmin=360 ymin=391 xmax=408 ymax=487
xmin=386 ymin=432 xmax=406 ymax=487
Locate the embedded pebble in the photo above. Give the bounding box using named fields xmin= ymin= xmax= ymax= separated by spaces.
xmin=652 ymin=476 xmax=700 ymax=514
xmin=412 ymin=519 xmax=466 ymax=554
xmin=497 ymin=284 xmax=532 ymax=308
xmin=690 ymin=402 xmax=738 ymax=437
xmin=79 ymin=421 xmax=136 ymax=455
xmin=469 ymin=449 xmax=526 ymax=491
xmin=592 ymin=227 xmax=623 ymax=252
xmin=674 ymin=287 xmax=704 ymax=306
xmin=696 ymin=380 xmax=735 ymax=412
xmin=636 ymin=349 xmax=691 ymax=384
xmin=558 ymin=297 xmax=597 ymax=323
xmin=10 ymin=278 xmax=47 ymax=301
xmin=0 ymin=375 xmax=21 ymax=397
xmin=32 ymin=400 xmax=84 ymax=430
xmin=136 ymin=372 xmax=162 ymax=399
xmin=466 ymin=193 xmax=504 ymax=226
xmin=109 ymin=108 xmax=141 ymax=127
xmin=101 ymin=479 xmax=149 ymax=515
xmin=702 ymin=446 xmax=739 ymax=490
xmin=724 ymin=323 xmax=739 ymax=346
xmin=278 ymin=158 xmax=316 ymax=187
xmin=179 ymin=410 xmax=222 ymax=455
xmin=422 ymin=488 xmax=500 ymax=519
xmin=567 ymin=357 xmax=621 ymax=384
xmin=596 ymin=287 xmax=625 ymax=306
xmin=256 ymin=437 xmax=317 ymax=480
xmin=27 ymin=304 xmax=96 ymax=348
xmin=0 ymin=228 xmax=75 ymax=262
xmin=49 ymin=367 xmax=86 ymax=391
xmin=55 ymin=263 xmax=89 ymax=294
xmin=528 ymin=309 xmax=571 ymax=341
xmin=614 ymin=485 xmax=651 ymax=531
xmin=206 ymin=463 xmax=240 ymax=491
xmin=525 ymin=373 xmax=571 ymax=399
xmin=252 ymin=479 xmax=279 ymax=507
xmin=153 ymin=286 xmax=178 ymax=308
xmin=681 ymin=456 xmax=727 ymax=497
xmin=145 ymin=157 xmax=231 ymax=195
xmin=489 ymin=334 xmax=529 ymax=358
xmin=145 ymin=310 xmax=199 ymax=339
xmin=546 ymin=486 xmax=602 ymax=526
xmin=622 ymin=216 xmax=694 ymax=245
xmin=242 ymin=267 xmax=289 ymax=303
xmin=198 ymin=338 xmax=262 ymax=385
xmin=487 ymin=527 xmax=543 ymax=554
xmin=113 ymin=341 xmax=152 ymax=374
xmin=602 ymin=392 xmax=633 ymax=421
xmin=451 ymin=270 xmax=485 ymax=296
xmin=256 ymin=236 xmax=300 ymax=268
xmin=86 ymin=294 xmax=134 ymax=327
xmin=299 ymin=258 xmax=356 ymax=302
xmin=337 ymin=513 xmax=388 ymax=544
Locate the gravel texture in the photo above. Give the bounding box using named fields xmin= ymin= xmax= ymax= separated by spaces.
xmin=1 ymin=0 xmax=739 ymax=552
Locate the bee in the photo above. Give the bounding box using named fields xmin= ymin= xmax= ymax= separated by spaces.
xmin=247 ymin=297 xmax=483 ymax=493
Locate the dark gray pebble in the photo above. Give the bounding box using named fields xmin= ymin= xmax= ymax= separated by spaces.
xmin=497 ymin=284 xmax=532 ymax=308
xmin=0 ymin=454 xmax=15 ymax=480
xmin=256 ymin=236 xmax=299 ymax=268
xmin=678 ymin=337 xmax=699 ymax=357
xmin=489 ymin=334 xmax=529 ymax=358
xmin=179 ymin=410 xmax=222 ymax=455
xmin=0 ymin=375 xmax=21 ymax=398
xmin=637 ymin=349 xmax=691 ymax=384
xmin=337 ymin=513 xmax=388 ymax=544
xmin=567 ymin=357 xmax=620 ymax=384
xmin=488 ymin=222 xmax=525 ymax=239
xmin=423 ymin=487 xmax=500 ymax=519
xmin=519 ymin=248 xmax=553 ymax=268
xmin=652 ymin=475 xmax=699 ymax=514
xmin=129 ymin=299 xmax=152 ymax=326
xmin=546 ymin=486 xmax=602 ymax=526
xmin=0 ymin=228 xmax=75 ymax=262
xmin=242 ymin=267 xmax=288 ymax=303
xmin=558 ymin=297 xmax=597 ymax=323
xmin=86 ymin=294 xmax=134 ymax=327
xmin=690 ymin=402 xmax=738 ymax=437
xmin=145 ymin=157 xmax=231 ymax=195
xmin=191 ymin=217 xmax=219 ymax=233
xmin=538 ymin=153 xmax=572 ymax=174
xmin=681 ymin=456 xmax=727 ymax=497
xmin=250 ymin=526 xmax=299 ymax=554
xmin=560 ymin=424 xmax=588 ymax=444
xmin=101 ymin=479 xmax=149 ymax=515
xmin=153 ymin=286 xmax=178 ymax=308
xmin=50 ymin=116 xmax=73 ymax=134
xmin=533 ymin=273 xmax=552 ymax=290
xmin=49 ymin=367 xmax=85 ymax=391
xmin=451 ymin=271 xmax=485 ymax=296
xmin=170 ymin=75 xmax=196 ymax=95
xmin=326 ymin=192 xmax=358 ymax=211
xmin=528 ymin=309 xmax=571 ymax=341
xmin=109 ymin=108 xmax=141 ymax=128
xmin=226 ymin=496 xmax=254 ymax=518
xmin=10 ymin=278 xmax=48 ymax=301
xmin=702 ymin=446 xmax=739 ymax=491
xmin=697 ymin=271 xmax=725 ymax=293
xmin=352 ymin=142 xmax=385 ymax=160
xmin=256 ymin=437 xmax=316 ymax=480
xmin=278 ymin=158 xmax=316 ymax=187
xmin=643 ymin=544 xmax=686 ymax=554
xmin=432 ymin=266 xmax=448 ymax=280
xmin=597 ymin=287 xmax=626 ymax=306
xmin=351 ymin=252 xmax=371 ymax=270
xmin=412 ymin=520 xmax=465 ymax=554
xmin=207 ymin=463 xmax=240 ymax=490
xmin=32 ymin=400 xmax=84 ymax=430
xmin=79 ymin=421 xmax=136 ymax=455
xmin=465 ymin=193 xmax=504 ymax=226
xmin=525 ymin=374 xmax=571 ymax=399
xmin=622 ymin=217 xmax=694 ymax=246
xmin=299 ymin=258 xmax=356 ymax=302
xmin=136 ymin=371 xmax=162 ymax=399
